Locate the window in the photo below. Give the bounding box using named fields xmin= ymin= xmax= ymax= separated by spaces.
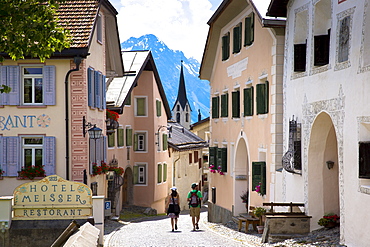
xmin=108 ymin=131 xmax=115 ymax=147
xmin=221 ymin=93 xmax=228 ymax=118
xmin=1 ymin=65 xmax=55 ymax=106
xmin=87 ymin=68 xmax=106 ymax=109
xmin=233 ymin=22 xmax=242 ymax=54
xmin=0 ymin=136 xmax=55 ymax=176
xmin=134 ymin=164 xmax=146 ymax=184
xmin=294 ymin=43 xmax=307 ymax=72
xmin=177 ymin=105 xmax=180 ymax=111
xmin=194 ymin=151 xmax=199 ymax=163
xmin=189 ymin=153 xmax=193 ymax=164
xmin=135 ymin=97 xmax=147 ymax=116
xmin=222 ymin=32 xmax=230 ymax=61
xmin=134 ymin=132 xmax=146 ymax=151
xmin=314 ymin=29 xmax=330 ymax=66
xmin=209 ymin=147 xmax=217 ymax=167
xmin=89 ymin=137 xmax=106 ymax=173
xmin=338 ymin=16 xmax=350 ymax=63
xmin=156 ymin=100 xmax=162 ymax=117
xmin=359 ymin=142 xmax=370 ymax=179
xmin=252 ymin=162 xmax=266 ymax=195
xmin=157 ymin=163 xmax=162 ymax=183
xmin=126 ymin=127 xmax=132 ymax=146
xmin=244 ymin=13 xmax=254 ymax=46
xmin=243 ymin=87 xmax=254 ymax=116
xmin=96 ymin=14 xmax=102 ymax=43
xmin=217 ymin=148 xmax=227 ymax=173
xmin=313 ymin=0 xmax=331 ymax=67
xmin=117 ymin=128 xmax=124 ymax=147
xmin=212 ymin=96 xmax=219 ymax=118
xmin=293 ymin=10 xmax=308 ymax=72
xmin=176 ymin=113 xmax=180 ymax=123
xmin=163 ymin=163 xmax=167 ymax=182
xmin=256 ymin=81 xmax=269 ymax=115
xmin=232 ymin=90 xmax=240 ymax=118
xmin=186 ymin=113 xmax=189 ymax=122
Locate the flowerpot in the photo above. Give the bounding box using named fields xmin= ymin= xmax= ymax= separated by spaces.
xmin=325 ymin=221 xmax=338 ymax=229
xmin=257 ymin=225 xmax=264 ymax=234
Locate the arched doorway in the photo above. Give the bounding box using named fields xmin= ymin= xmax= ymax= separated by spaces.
xmin=122 ymin=167 xmax=134 ymax=205
xmin=234 ymin=138 xmax=249 ymax=215
xmin=307 ymin=112 xmax=339 ymax=230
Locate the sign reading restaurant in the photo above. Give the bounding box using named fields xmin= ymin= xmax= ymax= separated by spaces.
xmin=13 ymin=175 xmax=92 ymax=220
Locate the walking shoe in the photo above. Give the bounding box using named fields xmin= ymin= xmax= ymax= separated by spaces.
xmin=175 ymin=224 xmax=177 ymax=230
xmin=172 ymin=229 xmax=174 ymax=232
xmin=195 ymin=223 xmax=199 ymax=230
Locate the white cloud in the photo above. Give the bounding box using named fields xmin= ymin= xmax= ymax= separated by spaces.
xmin=116 ymin=0 xmax=215 ymax=62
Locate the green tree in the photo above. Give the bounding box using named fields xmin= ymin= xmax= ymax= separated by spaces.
xmin=0 ymin=0 xmax=71 ymax=93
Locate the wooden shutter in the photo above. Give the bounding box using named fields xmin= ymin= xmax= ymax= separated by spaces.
xmin=126 ymin=128 xmax=132 ymax=146
xmin=43 ymin=137 xmax=56 ymax=176
xmin=43 ymin=66 xmax=56 ymax=105
xmin=162 ymin=133 xmax=168 ymax=150
xmin=217 ymin=148 xmax=227 ymax=172
xmin=87 ymin=68 xmax=94 ymax=107
xmin=314 ymin=29 xmax=330 ymax=66
xmin=163 ymin=163 xmax=167 ymax=182
xmin=233 ymin=23 xmax=242 ymax=54
xmin=194 ymin=151 xmax=199 ymax=163
xmin=134 ymin=133 xmax=138 ymax=151
xmin=294 ymin=43 xmax=307 ymax=72
xmin=3 ymin=66 xmax=20 ymax=105
xmin=221 ymin=93 xmax=228 ymax=117
xmin=212 ymin=96 xmax=219 ymax=118
xmin=133 ymin=165 xmax=138 ymax=184
xmin=102 ymin=75 xmax=106 ymax=109
xmin=0 ymin=137 xmax=5 ymax=175
xmin=94 ymin=71 xmax=100 ymax=108
xmin=136 ymin=98 xmax=145 ymax=116
xmin=256 ymin=82 xmax=269 ymax=115
xmin=244 ymin=13 xmax=254 ymax=46
xmin=189 ymin=153 xmax=193 ymax=163
xmin=209 ymin=147 xmax=217 ymax=166
xmin=156 ymin=100 xmax=161 ymax=117
xmin=5 ymin=136 xmax=20 ymax=176
xmin=252 ymin=162 xmax=266 ymax=195
xmin=232 ymin=91 xmax=240 ymax=118
xmin=222 ymin=32 xmax=230 ymax=61
xmin=243 ymin=87 xmax=254 ymax=116
xmin=103 ymin=136 xmax=107 ymax=162
xmin=117 ymin=128 xmax=124 ymax=147
xmin=157 ymin=164 xmax=162 ymax=183
xmin=108 ymin=131 xmax=115 ymax=147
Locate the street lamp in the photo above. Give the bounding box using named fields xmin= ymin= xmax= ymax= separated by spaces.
xmin=83 ymin=116 xmax=103 ymax=164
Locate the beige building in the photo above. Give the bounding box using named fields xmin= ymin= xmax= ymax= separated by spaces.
xmin=0 ymin=0 xmax=123 ymax=198
xmin=106 ymin=50 xmax=171 ymax=215
xmin=200 ymin=0 xmax=285 ymax=222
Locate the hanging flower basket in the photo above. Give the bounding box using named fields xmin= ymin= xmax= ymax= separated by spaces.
xmin=106 ymin=109 xmax=119 ymax=121
xmin=18 ymin=166 xmax=46 ymax=180
xmin=108 ymin=166 xmax=124 ymax=176
xmin=92 ymin=161 xmax=110 ymax=176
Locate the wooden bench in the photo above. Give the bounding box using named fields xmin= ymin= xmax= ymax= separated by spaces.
xmin=262 ymin=202 xmax=305 ymax=215
xmin=237 ymin=216 xmax=259 ymax=233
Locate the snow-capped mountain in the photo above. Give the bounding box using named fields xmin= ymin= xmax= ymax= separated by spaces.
xmin=121 ymin=34 xmax=210 ymax=124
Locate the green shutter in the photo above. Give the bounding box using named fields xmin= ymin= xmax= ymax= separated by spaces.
xmin=244 ymin=12 xmax=254 ymax=46
xmin=232 ymin=91 xmax=240 ymax=118
xmin=125 ymin=93 xmax=131 ymax=105
xmin=252 ymin=162 xmax=266 ymax=195
xmin=221 ymin=148 xmax=227 ymax=172
xmin=134 ymin=133 xmax=138 ymax=151
xmin=157 ymin=164 xmax=162 ymax=183
xmin=221 ymin=93 xmax=228 ymax=117
xmin=212 ymin=96 xmax=219 ymax=118
xmin=126 ymin=128 xmax=132 ymax=146
xmin=264 ymin=81 xmax=269 ymax=114
xmin=163 ymin=133 xmax=168 ymax=150
xmin=163 ymin=163 xmax=167 ymax=182
xmin=233 ymin=23 xmax=242 ymax=54
xmin=108 ymin=132 xmax=115 ymax=147
xmin=244 ymin=87 xmax=254 ymax=116
xmin=117 ymin=128 xmax=124 ymax=147
xmin=256 ymin=82 xmax=269 ymax=115
xmin=156 ymin=100 xmax=161 ymax=117
xmin=133 ymin=166 xmax=138 ymax=184
xmin=136 ymin=98 xmax=145 ymax=116
xmin=209 ymin=147 xmax=217 ymax=166
xmin=222 ymin=32 xmax=230 ymax=61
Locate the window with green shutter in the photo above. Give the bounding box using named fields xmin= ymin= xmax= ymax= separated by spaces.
xmin=162 ymin=133 xmax=168 ymax=150
xmin=209 ymin=147 xmax=218 ymax=167
xmin=233 ymin=22 xmax=242 ymax=54
xmin=126 ymin=128 xmax=132 ymax=146
xmin=163 ymin=163 xmax=167 ymax=182
xmin=136 ymin=97 xmax=146 ymax=116
xmin=221 ymin=93 xmax=228 ymax=118
xmin=134 ymin=132 xmax=146 ymax=151
xmin=256 ymin=81 xmax=269 ymax=115
xmin=156 ymin=100 xmax=161 ymax=117
xmin=157 ymin=163 xmax=162 ymax=183
xmin=252 ymin=162 xmax=266 ymax=195
xmin=212 ymin=96 xmax=220 ymax=118
xmin=108 ymin=131 xmax=115 ymax=147
xmin=243 ymin=87 xmax=254 ymax=116
xmin=217 ymin=148 xmax=227 ymax=173
xmin=232 ymin=91 xmax=240 ymax=118
xmin=134 ymin=164 xmax=146 ymax=184
xmin=117 ymin=128 xmax=124 ymax=147
xmin=244 ymin=13 xmax=254 ymax=46
xmin=222 ymin=32 xmax=230 ymax=61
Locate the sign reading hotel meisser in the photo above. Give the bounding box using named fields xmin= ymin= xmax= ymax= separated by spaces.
xmin=13 ymin=175 xmax=92 ymax=220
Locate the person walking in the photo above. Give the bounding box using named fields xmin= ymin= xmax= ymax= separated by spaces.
xmin=187 ymin=183 xmax=203 ymax=231
xmin=165 ymin=187 xmax=181 ymax=232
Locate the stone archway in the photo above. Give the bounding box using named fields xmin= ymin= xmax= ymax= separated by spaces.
xmin=307 ymin=112 xmax=339 ymax=230
xmin=122 ymin=167 xmax=133 ymax=205
xmin=234 ymin=138 xmax=249 ymax=216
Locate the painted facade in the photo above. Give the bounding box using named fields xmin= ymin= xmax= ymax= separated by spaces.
xmin=106 ymin=51 xmax=171 ymax=214
xmin=268 ymin=0 xmax=370 ymax=245
xmin=0 ymin=0 xmax=124 ymax=201
xmin=200 ymin=0 xmax=285 ymax=222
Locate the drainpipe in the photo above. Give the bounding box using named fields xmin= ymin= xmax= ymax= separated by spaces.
xmin=65 ymin=56 xmax=82 ymax=180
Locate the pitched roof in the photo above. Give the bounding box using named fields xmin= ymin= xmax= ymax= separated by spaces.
xmin=172 ymin=61 xmax=191 ymax=111
xmin=106 ymin=50 xmax=171 ymax=118
xmin=167 ymin=120 xmax=208 ymax=151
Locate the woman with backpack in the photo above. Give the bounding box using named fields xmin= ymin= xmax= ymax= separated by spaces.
xmin=165 ymin=187 xmax=181 ymax=232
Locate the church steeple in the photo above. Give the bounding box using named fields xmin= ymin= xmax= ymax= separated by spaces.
xmin=172 ymin=60 xmax=191 ymax=129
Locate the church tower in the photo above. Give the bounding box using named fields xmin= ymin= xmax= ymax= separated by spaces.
xmin=172 ymin=60 xmax=191 ymax=129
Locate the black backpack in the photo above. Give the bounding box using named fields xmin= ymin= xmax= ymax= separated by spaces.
xmin=189 ymin=191 xmax=200 ymax=207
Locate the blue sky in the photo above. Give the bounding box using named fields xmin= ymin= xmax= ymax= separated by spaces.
xmin=109 ymin=0 xmax=223 ymax=62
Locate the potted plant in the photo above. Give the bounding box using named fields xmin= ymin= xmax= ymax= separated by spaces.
xmin=253 ymin=206 xmax=267 ymax=233
xmin=240 ymin=191 xmax=249 ymax=210
xmin=18 ymin=165 xmax=46 ymax=180
xmin=318 ymin=213 xmax=339 ymax=228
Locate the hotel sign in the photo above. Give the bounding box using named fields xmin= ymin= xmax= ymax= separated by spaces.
xmin=13 ymin=175 xmax=92 ymax=220
xmin=0 ymin=114 xmax=51 ymax=131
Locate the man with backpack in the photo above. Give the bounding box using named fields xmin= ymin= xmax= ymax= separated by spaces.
xmin=187 ymin=182 xmax=203 ymax=231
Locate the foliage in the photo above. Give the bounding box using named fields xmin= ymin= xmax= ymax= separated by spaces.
xmin=255 ymin=182 xmax=265 ymax=196
xmin=318 ymin=213 xmax=339 ymax=226
xmin=93 ymin=162 xmax=124 ymax=176
xmin=109 ymin=166 xmax=124 ymax=176
xmin=209 ymin=164 xmax=224 ymax=175
xmin=18 ymin=165 xmax=46 ymax=180
xmin=253 ymin=207 xmax=266 ymax=218
xmin=0 ymin=167 xmax=4 ymax=176
xmin=0 ymin=0 xmax=70 ymax=63
xmin=0 ymin=85 xmax=11 ymax=94
xmin=106 ymin=109 xmax=119 ymax=121
xmin=240 ymin=191 xmax=249 ymax=203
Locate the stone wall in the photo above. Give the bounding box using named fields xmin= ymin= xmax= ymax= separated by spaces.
xmin=207 ymin=202 xmax=232 ymax=224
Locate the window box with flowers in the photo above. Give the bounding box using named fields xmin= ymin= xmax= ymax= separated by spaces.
xmin=209 ymin=164 xmax=225 ymax=175
xmin=18 ymin=165 xmax=46 ymax=180
xmin=108 ymin=166 xmax=124 ymax=176
xmin=318 ymin=213 xmax=339 ymax=228
xmin=92 ymin=161 xmax=110 ymax=176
